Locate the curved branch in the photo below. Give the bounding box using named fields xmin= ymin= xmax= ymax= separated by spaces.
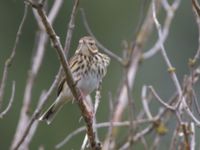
xmin=55 ymin=119 xmax=152 ymax=149
xmin=80 ymin=8 xmax=123 ymax=64
xmin=0 ymin=81 xmax=16 ymax=118
xmin=11 ymin=1 xmax=63 ymax=149
xmin=28 ymin=1 xmax=101 ymax=149
xmin=0 ymin=3 xmax=28 ymax=109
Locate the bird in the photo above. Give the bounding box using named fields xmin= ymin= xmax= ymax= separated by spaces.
xmin=39 ymin=36 xmax=110 ymax=124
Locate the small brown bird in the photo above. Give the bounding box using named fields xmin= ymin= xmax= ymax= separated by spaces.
xmin=39 ymin=36 xmax=110 ymax=124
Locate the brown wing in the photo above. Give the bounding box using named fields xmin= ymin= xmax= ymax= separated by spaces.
xmin=57 ymin=76 xmax=65 ymax=96
xmin=57 ymin=54 xmax=80 ymax=96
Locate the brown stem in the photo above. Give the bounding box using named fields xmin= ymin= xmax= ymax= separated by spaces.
xmin=30 ymin=1 xmax=101 ymax=149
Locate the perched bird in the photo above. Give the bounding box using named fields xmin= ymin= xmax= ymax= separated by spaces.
xmin=39 ymin=36 xmax=110 ymax=124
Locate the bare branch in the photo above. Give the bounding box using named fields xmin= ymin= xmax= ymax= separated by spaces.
xmin=119 ymin=125 xmax=154 ymax=150
xmin=81 ymin=89 xmax=101 ymax=150
xmin=192 ymin=89 xmax=200 ymax=115
xmin=109 ymin=0 xmax=162 ymax=148
xmin=125 ymin=68 xmax=135 ymax=125
xmin=141 ymin=85 xmax=153 ymax=119
xmin=12 ymin=68 xmax=62 ymax=150
xmin=0 ymin=81 xmax=16 ymax=118
xmin=140 ymin=137 xmax=148 ymax=150
xmin=148 ymin=86 xmax=175 ymax=110
xmin=48 ymin=0 xmax=63 ymax=24
xmin=102 ymin=92 xmax=114 ymax=150
xmin=11 ymin=17 xmax=48 ymax=150
xmin=56 ymin=92 xmax=178 ymax=149
xmin=152 ymin=0 xmax=182 ymax=100
xmin=184 ymin=106 xmax=200 ymax=127
xmin=6 ymin=0 xmax=200 ymax=149
xmin=63 ymin=0 xmax=79 ymax=56
xmin=150 ymin=134 xmax=161 ymax=150
xmin=11 ymin=1 xmax=63 ymax=149
xmin=55 ymin=119 xmax=152 ymax=149
xmin=0 ymin=3 xmax=28 ymax=109
xmin=189 ymin=0 xmax=200 ymax=65
xmin=192 ymin=0 xmax=200 ymax=17
xmin=81 ymin=136 xmax=89 ymax=150
xmin=190 ymin=122 xmax=196 ymax=150
xmin=169 ymin=124 xmax=179 ymax=150
xmin=15 ymin=91 xmax=47 ymax=150
xmin=80 ymin=8 xmax=123 ymax=64
xmin=28 ymin=1 xmax=101 ymax=149
xmin=181 ymin=123 xmax=191 ymax=150
xmin=143 ymin=0 xmax=181 ymax=59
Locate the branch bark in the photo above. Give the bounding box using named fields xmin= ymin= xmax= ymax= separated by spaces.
xmin=106 ymin=1 xmax=162 ymax=148
xmin=11 ymin=1 xmax=63 ymax=149
xmin=27 ymin=0 xmax=101 ymax=149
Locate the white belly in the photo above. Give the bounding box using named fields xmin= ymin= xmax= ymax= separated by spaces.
xmin=77 ymin=73 xmax=100 ymax=96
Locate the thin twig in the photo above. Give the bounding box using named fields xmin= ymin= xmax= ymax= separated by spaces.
xmin=119 ymin=125 xmax=154 ymax=150
xmin=57 ymin=92 xmax=178 ymax=149
xmin=48 ymin=0 xmax=64 ymax=24
xmin=184 ymin=106 xmax=200 ymax=127
xmin=169 ymin=124 xmax=178 ymax=150
xmin=64 ymin=0 xmax=79 ymax=56
xmin=142 ymin=85 xmax=153 ymax=119
xmin=81 ymin=89 xmax=101 ymax=150
xmin=81 ymin=136 xmax=88 ymax=150
xmin=12 ymin=18 xmax=47 ymax=150
xmin=120 ymin=94 xmax=177 ymax=150
xmin=143 ymin=0 xmax=180 ymax=60
xmin=0 ymin=81 xmax=16 ymax=118
xmin=17 ymin=91 xmax=47 ymax=150
xmin=80 ymin=8 xmax=123 ymax=64
xmin=191 ymin=0 xmax=200 ymax=65
xmin=125 ymin=69 xmax=135 ymax=148
xmin=109 ymin=1 xmax=162 ymax=148
xmin=152 ymin=0 xmax=182 ymax=100
xmin=141 ymin=137 xmax=148 ymax=150
xmin=29 ymin=1 xmax=101 ymax=149
xmin=192 ymin=89 xmax=200 ymax=115
xmin=191 ymin=0 xmax=200 ymax=63
xmin=13 ymin=68 xmax=62 ymax=150
xmin=148 ymin=86 xmax=175 ymax=110
xmin=11 ymin=1 xmax=63 ymax=149
xmin=150 ymin=134 xmax=161 ymax=150
xmin=181 ymin=123 xmax=190 ymax=150
xmin=0 ymin=3 xmax=28 ymax=109
xmin=102 ymin=92 xmax=114 ymax=150
xmin=55 ymin=119 xmax=152 ymax=149
xmin=190 ymin=122 xmax=196 ymax=150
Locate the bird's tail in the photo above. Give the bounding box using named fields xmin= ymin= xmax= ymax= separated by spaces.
xmin=39 ymin=95 xmax=66 ymax=125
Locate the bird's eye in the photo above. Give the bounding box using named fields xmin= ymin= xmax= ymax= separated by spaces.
xmin=89 ymin=42 xmax=94 ymax=46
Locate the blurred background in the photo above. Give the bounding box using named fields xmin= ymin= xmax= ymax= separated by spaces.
xmin=0 ymin=0 xmax=199 ymax=149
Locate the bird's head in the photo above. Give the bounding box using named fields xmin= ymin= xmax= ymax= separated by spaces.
xmin=75 ymin=36 xmax=98 ymax=55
